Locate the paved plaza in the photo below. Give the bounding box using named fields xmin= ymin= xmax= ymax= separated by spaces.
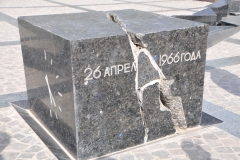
xmin=0 ymin=0 xmax=240 ymax=159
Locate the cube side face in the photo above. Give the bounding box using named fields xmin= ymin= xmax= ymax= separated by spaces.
xmin=108 ymin=9 xmax=208 ymax=127
xmin=211 ymin=5 xmax=229 ymax=22
xmin=71 ymin=35 xmax=141 ymax=159
xmin=143 ymin=25 xmax=209 ymax=127
xmin=71 ymin=35 xmax=176 ymax=159
xmin=18 ymin=18 xmax=77 ymax=156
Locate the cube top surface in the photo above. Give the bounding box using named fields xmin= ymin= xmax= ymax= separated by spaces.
xmin=18 ymin=12 xmax=125 ymax=40
xmin=18 ymin=10 xmax=206 ymax=41
xmin=108 ymin=9 xmax=207 ymax=34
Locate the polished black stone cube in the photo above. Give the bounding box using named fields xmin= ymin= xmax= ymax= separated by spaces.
xmin=18 ymin=10 xmax=208 ymax=160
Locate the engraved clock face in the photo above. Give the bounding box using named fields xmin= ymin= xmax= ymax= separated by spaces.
xmin=44 ymin=49 xmax=62 ymax=119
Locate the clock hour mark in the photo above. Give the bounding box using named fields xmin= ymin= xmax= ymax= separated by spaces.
xmin=51 ymin=59 xmax=53 ymax=65
xmin=55 ymin=113 xmax=58 ymax=119
xmin=50 ymin=109 xmax=52 ymax=117
xmin=59 ymin=106 xmax=62 ymax=112
xmin=45 ymin=75 xmax=56 ymax=106
xmin=44 ymin=50 xmax=47 ymax=60
xmin=58 ymin=92 xmax=62 ymax=97
xmin=56 ymin=75 xmax=59 ymax=79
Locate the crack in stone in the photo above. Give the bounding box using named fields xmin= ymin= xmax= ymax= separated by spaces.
xmin=107 ymin=12 xmax=187 ymax=143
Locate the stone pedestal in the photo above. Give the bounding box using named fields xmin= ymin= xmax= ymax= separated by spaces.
xmin=18 ymin=10 xmax=208 ymax=160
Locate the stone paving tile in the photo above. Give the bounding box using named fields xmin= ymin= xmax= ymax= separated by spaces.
xmin=0 ymin=0 xmax=61 ymax=7
xmin=95 ymin=126 xmax=240 ymax=160
xmin=135 ymin=153 xmax=154 ymax=160
xmin=119 ymin=154 xmax=134 ymax=160
xmin=0 ymin=7 xmax=86 ymax=19
xmin=0 ymin=151 xmax=19 ymax=160
xmin=203 ymin=133 xmax=218 ymax=140
xmin=164 ymin=142 xmax=180 ymax=148
xmin=215 ymin=147 xmax=233 ymax=153
xmin=0 ymin=107 xmax=57 ymax=160
xmin=5 ymin=143 xmax=28 ymax=151
xmin=220 ymin=153 xmax=239 ymax=160
xmin=152 ymin=150 xmax=170 ymax=159
xmin=26 ymin=145 xmax=43 ymax=152
xmin=0 ymin=22 xmax=19 ymax=42
xmin=82 ymin=3 xmax=165 ymax=12
xmin=18 ymin=152 xmax=35 ymax=159
xmin=0 ymin=45 xmax=26 ymax=96
xmin=168 ymin=149 xmax=185 ymax=156
xmin=232 ymin=147 xmax=240 ymax=152
xmin=55 ymin=0 xmax=125 ymax=6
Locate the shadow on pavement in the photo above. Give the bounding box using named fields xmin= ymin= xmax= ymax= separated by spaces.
xmin=0 ymin=131 xmax=11 ymax=160
xmin=200 ymin=112 xmax=223 ymax=126
xmin=0 ymin=91 xmax=27 ymax=108
xmin=181 ymin=141 xmax=211 ymax=160
xmin=203 ymin=100 xmax=240 ymax=138
xmin=206 ymin=66 xmax=240 ymax=97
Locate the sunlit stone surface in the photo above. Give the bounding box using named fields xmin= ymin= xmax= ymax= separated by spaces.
xmin=18 ymin=10 xmax=208 ymax=159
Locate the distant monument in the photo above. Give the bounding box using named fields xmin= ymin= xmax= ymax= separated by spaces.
xmin=18 ymin=10 xmax=208 ymax=159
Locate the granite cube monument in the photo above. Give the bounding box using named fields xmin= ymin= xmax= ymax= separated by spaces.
xmin=18 ymin=10 xmax=208 ymax=160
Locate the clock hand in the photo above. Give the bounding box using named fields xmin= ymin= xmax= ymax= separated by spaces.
xmin=45 ymin=75 xmax=56 ymax=106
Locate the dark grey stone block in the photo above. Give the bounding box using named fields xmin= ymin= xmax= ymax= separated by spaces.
xmin=209 ymin=0 xmax=229 ymax=23
xmin=18 ymin=10 xmax=208 ymax=160
xmin=174 ymin=8 xmax=217 ymax=25
xmin=231 ymin=1 xmax=240 ymax=12
xmin=228 ymin=0 xmax=240 ymax=13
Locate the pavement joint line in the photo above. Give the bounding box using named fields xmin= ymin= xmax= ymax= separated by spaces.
xmin=0 ymin=41 xmax=20 ymax=46
xmin=114 ymin=0 xmax=202 ymax=12
xmin=0 ymin=11 xmax=18 ymax=27
xmin=43 ymin=0 xmax=95 ymax=12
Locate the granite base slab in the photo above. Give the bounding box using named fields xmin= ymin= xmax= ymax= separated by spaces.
xmin=221 ymin=15 xmax=240 ymax=26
